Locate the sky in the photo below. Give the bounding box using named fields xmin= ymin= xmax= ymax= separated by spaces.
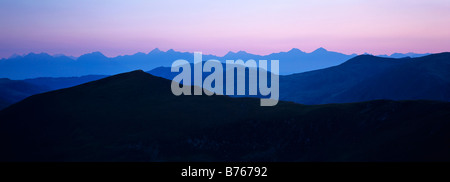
xmin=0 ymin=0 xmax=449 ymax=58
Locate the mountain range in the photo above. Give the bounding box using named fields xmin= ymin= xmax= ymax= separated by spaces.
xmin=1 ymin=70 xmax=449 ymax=161
xmin=148 ymin=52 xmax=450 ymax=104
xmin=0 ymin=52 xmax=448 ymax=109
xmin=0 ymin=48 xmax=429 ymax=79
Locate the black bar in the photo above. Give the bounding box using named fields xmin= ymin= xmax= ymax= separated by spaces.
xmin=1 ymin=162 xmax=448 ymax=180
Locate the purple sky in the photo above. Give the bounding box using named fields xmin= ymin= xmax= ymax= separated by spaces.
xmin=0 ymin=0 xmax=449 ymax=58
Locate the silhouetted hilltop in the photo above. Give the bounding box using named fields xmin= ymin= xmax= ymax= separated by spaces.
xmin=1 ymin=70 xmax=449 ymax=161
xmin=0 ymin=75 xmax=108 ymax=109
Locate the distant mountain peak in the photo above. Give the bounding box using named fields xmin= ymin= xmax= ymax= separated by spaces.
xmin=288 ymin=48 xmax=304 ymax=53
xmin=24 ymin=52 xmax=52 ymax=59
xmin=167 ymin=49 xmax=175 ymax=53
xmin=237 ymin=50 xmax=248 ymax=54
xmin=87 ymin=51 xmax=105 ymax=56
xmin=132 ymin=52 xmax=146 ymax=56
xmin=224 ymin=50 xmax=250 ymax=57
xmin=225 ymin=51 xmax=235 ymax=56
xmin=77 ymin=51 xmax=107 ymax=60
xmin=149 ymin=48 xmax=162 ymax=54
xmin=312 ymin=47 xmax=328 ymax=53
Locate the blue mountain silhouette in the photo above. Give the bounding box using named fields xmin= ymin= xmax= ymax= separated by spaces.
xmin=0 ymin=50 xmax=442 ymax=109
xmin=148 ymin=53 xmax=450 ymax=104
xmin=2 ymin=48 xmax=421 ymax=79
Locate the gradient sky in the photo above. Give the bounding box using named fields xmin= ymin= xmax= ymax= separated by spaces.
xmin=0 ymin=0 xmax=449 ymax=58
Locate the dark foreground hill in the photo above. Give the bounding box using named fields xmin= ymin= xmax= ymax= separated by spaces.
xmin=0 ymin=70 xmax=449 ymax=161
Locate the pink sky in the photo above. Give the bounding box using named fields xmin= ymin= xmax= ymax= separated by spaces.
xmin=0 ymin=0 xmax=449 ymax=58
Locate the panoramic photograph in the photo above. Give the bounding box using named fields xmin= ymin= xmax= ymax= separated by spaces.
xmin=0 ymin=0 xmax=449 ymax=179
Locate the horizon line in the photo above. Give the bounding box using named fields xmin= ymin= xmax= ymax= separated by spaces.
xmin=1 ymin=47 xmax=437 ymax=60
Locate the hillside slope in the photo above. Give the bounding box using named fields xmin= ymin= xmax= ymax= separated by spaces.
xmin=0 ymin=70 xmax=449 ymax=161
